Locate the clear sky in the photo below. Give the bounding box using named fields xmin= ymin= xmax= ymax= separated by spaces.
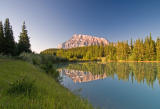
xmin=1 ymin=0 xmax=160 ymax=52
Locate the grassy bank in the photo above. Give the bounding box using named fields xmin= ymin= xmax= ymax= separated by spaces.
xmin=0 ymin=58 xmax=93 ymax=109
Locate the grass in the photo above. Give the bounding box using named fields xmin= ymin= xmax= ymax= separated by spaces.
xmin=0 ymin=58 xmax=93 ymax=109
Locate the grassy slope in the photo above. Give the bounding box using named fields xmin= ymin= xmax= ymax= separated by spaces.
xmin=0 ymin=58 xmax=92 ymax=109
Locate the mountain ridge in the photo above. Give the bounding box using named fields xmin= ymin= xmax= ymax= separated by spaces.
xmin=57 ymin=34 xmax=109 ymax=49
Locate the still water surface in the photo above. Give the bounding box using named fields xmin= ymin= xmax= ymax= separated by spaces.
xmin=58 ymin=62 xmax=160 ymax=109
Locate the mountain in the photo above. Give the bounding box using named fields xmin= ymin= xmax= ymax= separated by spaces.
xmin=57 ymin=34 xmax=109 ymax=49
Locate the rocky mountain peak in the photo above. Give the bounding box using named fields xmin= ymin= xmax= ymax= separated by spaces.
xmin=57 ymin=34 xmax=109 ymax=49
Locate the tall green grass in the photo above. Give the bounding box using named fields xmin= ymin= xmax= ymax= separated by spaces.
xmin=0 ymin=59 xmax=93 ymax=109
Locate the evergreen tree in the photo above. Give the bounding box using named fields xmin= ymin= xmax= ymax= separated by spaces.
xmin=130 ymin=38 xmax=133 ymax=49
xmin=131 ymin=39 xmax=144 ymax=61
xmin=116 ymin=41 xmax=130 ymax=60
xmin=106 ymin=43 xmax=116 ymax=61
xmin=144 ymin=33 xmax=156 ymax=61
xmin=99 ymin=44 xmax=104 ymax=57
xmin=123 ymin=41 xmax=130 ymax=60
xmin=156 ymin=37 xmax=160 ymax=61
xmin=0 ymin=21 xmax=4 ymax=54
xmin=94 ymin=45 xmax=99 ymax=57
xmin=18 ymin=22 xmax=31 ymax=54
xmin=130 ymin=38 xmax=133 ymax=53
xmin=4 ymin=18 xmax=16 ymax=55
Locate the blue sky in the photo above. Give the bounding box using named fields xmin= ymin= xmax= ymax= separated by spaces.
xmin=1 ymin=0 xmax=160 ymax=52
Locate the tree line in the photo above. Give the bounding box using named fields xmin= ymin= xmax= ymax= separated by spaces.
xmin=41 ymin=33 xmax=160 ymax=61
xmin=0 ymin=18 xmax=31 ymax=56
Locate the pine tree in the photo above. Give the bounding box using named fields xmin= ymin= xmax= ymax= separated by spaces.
xmin=106 ymin=43 xmax=116 ymax=61
xmin=123 ymin=41 xmax=130 ymax=60
xmin=18 ymin=22 xmax=31 ymax=54
xmin=139 ymin=39 xmax=145 ymax=61
xmin=116 ymin=41 xmax=130 ymax=60
xmin=4 ymin=18 xmax=16 ymax=55
xmin=99 ymin=44 xmax=104 ymax=57
xmin=0 ymin=21 xmax=4 ymax=54
xmin=144 ymin=33 xmax=156 ymax=61
xmin=156 ymin=37 xmax=160 ymax=61
xmin=131 ymin=39 xmax=144 ymax=61
xmin=130 ymin=38 xmax=133 ymax=53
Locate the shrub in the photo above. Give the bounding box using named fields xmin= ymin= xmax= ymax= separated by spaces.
xmin=48 ymin=68 xmax=60 ymax=81
xmin=32 ymin=55 xmax=42 ymax=65
xmin=7 ymin=76 xmax=37 ymax=97
xmin=19 ymin=52 xmax=34 ymax=63
xmin=40 ymin=61 xmax=60 ymax=81
xmin=41 ymin=61 xmax=53 ymax=73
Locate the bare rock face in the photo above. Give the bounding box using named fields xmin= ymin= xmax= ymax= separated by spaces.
xmin=57 ymin=34 xmax=109 ymax=49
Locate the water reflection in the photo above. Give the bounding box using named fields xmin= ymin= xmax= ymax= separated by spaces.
xmin=58 ymin=62 xmax=160 ymax=109
xmin=58 ymin=69 xmax=107 ymax=83
xmin=59 ymin=62 xmax=160 ymax=87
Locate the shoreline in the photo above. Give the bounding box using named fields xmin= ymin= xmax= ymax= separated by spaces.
xmin=68 ymin=59 xmax=160 ymax=63
xmin=102 ymin=60 xmax=160 ymax=63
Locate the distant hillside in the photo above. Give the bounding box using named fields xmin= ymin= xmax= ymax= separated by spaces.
xmin=57 ymin=34 xmax=109 ymax=49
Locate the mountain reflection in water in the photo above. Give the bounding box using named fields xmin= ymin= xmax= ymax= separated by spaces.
xmin=58 ymin=69 xmax=107 ymax=83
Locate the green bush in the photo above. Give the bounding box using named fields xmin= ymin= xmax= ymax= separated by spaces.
xmin=19 ymin=52 xmax=34 ymax=63
xmin=7 ymin=76 xmax=37 ymax=97
xmin=40 ymin=61 xmax=60 ymax=81
xmin=41 ymin=61 xmax=53 ymax=73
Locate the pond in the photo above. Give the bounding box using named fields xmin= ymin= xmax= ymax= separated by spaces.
xmin=58 ymin=62 xmax=160 ymax=109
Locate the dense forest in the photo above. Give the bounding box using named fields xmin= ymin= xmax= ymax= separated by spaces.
xmin=0 ymin=18 xmax=31 ymax=56
xmin=41 ymin=34 xmax=160 ymax=61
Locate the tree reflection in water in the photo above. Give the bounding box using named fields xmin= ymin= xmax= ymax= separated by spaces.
xmin=58 ymin=62 xmax=160 ymax=87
